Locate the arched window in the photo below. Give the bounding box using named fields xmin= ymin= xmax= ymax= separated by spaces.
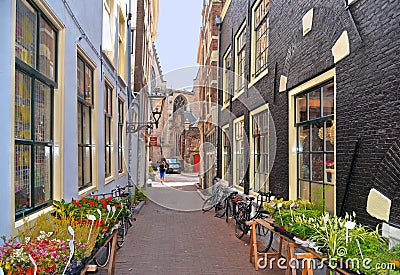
xmin=173 ymin=95 xmax=187 ymax=112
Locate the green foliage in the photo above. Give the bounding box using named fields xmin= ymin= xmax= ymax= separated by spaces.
xmin=133 ymin=186 xmax=147 ymax=204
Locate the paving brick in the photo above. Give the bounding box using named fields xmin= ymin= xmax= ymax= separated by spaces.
xmin=94 ymin=187 xmax=285 ymax=274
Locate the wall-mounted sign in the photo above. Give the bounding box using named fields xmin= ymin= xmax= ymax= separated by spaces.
xmin=149 ymin=136 xmax=157 ymax=146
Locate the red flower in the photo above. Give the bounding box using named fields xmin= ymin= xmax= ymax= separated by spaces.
xmin=89 ymin=200 xmax=94 ymax=207
xmin=82 ymin=197 xmax=87 ymax=204
xmin=107 ymin=196 xmax=112 ymax=201
xmin=72 ymin=199 xmax=79 ymax=206
xmin=102 ymin=201 xmax=107 ymax=209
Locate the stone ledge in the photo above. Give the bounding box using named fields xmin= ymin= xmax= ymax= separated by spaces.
xmin=133 ymin=200 xmax=146 ymax=214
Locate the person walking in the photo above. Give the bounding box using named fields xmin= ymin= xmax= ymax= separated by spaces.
xmin=158 ymin=160 xmax=167 ymax=184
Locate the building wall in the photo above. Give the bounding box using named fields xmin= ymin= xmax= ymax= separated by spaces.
xmin=196 ymin=0 xmax=223 ymax=188
xmin=0 ymin=0 xmax=134 ymax=237
xmin=218 ymin=0 xmax=400 ymax=226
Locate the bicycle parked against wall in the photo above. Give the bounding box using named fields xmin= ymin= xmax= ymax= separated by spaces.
xmin=235 ymin=190 xmax=274 ymax=253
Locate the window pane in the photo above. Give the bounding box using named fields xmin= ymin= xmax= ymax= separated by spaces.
xmin=324 ymin=184 xmax=335 ymax=214
xmin=77 ymin=105 xmax=82 ymax=143
xmin=311 ymin=123 xmax=324 ymax=152
xmin=15 ymin=71 xmax=31 ymax=139
xmin=325 ymin=154 xmax=334 ymax=183
xmin=308 ymin=88 xmax=321 ymax=120
xmin=39 ymin=17 xmax=56 ymax=80
xmin=85 ymin=64 xmax=93 ymax=103
xmin=299 ymin=180 xmax=310 ymax=201
xmin=34 ymin=146 xmax=51 ymax=205
xmin=15 ymin=144 xmax=31 ymax=212
xmin=77 ymin=58 xmax=85 ymax=98
xmin=34 ymin=80 xmax=51 ymax=142
xmin=298 ymin=153 xmax=310 ymax=180
xmin=296 ymin=95 xmax=307 ymax=123
xmin=105 ymin=146 xmax=111 ymax=177
xmin=298 ymin=125 xmax=309 ymax=152
xmin=16 ymin=0 xmax=37 ymax=67
xmin=310 ymin=182 xmax=323 ymax=206
xmin=78 ymin=147 xmax=82 ymax=187
xmin=83 ymin=106 xmax=91 ymax=144
xmin=325 ymin=120 xmax=335 ymax=151
xmin=323 ymin=82 xmax=334 ymax=117
xmin=311 ymin=154 xmax=323 ymax=182
xmin=83 ymin=147 xmax=92 ymax=186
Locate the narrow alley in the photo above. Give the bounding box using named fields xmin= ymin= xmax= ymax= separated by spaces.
xmin=111 ymin=185 xmax=284 ymax=275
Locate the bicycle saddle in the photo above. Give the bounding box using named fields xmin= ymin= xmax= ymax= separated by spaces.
xmin=247 ymin=196 xmax=255 ymax=201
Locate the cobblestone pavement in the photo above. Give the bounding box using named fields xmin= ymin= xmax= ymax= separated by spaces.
xmin=95 ymin=184 xmax=285 ymax=275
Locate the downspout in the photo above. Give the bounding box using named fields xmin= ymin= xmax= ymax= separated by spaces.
xmin=127 ymin=0 xmax=133 ymax=187
xmin=215 ymin=16 xmax=222 ymax=179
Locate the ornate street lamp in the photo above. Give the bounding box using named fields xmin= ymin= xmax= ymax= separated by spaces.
xmin=127 ymin=91 xmax=166 ymax=133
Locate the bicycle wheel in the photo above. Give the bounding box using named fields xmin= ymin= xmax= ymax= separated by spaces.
xmin=124 ymin=216 xmax=130 ymax=236
xmin=117 ymin=220 xmax=126 ymax=248
xmin=235 ymin=208 xmax=247 ymax=239
xmin=256 ymin=223 xmax=273 ymax=253
xmin=225 ymin=200 xmax=231 ymax=223
xmin=202 ymin=196 xmax=215 ymax=212
xmin=215 ymin=199 xmax=226 ymax=218
xmin=93 ymin=242 xmax=111 ymax=267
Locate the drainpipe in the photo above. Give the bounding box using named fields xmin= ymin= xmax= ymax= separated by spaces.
xmin=127 ymin=0 xmax=133 ymax=188
xmin=215 ymin=16 xmax=222 ymax=180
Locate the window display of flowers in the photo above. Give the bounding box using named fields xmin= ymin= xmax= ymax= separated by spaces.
xmin=263 ymin=198 xmax=400 ymax=275
xmin=0 ymin=194 xmax=130 ymax=274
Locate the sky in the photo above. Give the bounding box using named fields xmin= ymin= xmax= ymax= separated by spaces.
xmin=155 ymin=0 xmax=203 ymax=90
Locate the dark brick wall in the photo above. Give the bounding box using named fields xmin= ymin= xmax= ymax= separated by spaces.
xmin=218 ymin=0 xmax=400 ymax=227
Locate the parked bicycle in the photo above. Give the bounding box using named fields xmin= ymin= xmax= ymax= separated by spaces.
xmin=202 ymin=179 xmax=235 ymax=217
xmin=88 ymin=184 xmax=136 ymax=267
xmin=234 ymin=190 xmax=274 ymax=253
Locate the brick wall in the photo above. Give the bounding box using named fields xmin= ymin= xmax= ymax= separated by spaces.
xmin=218 ymin=0 xmax=400 ymax=226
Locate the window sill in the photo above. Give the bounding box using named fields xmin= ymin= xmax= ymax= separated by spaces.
xmin=105 ymin=175 xmax=115 ymax=185
xmin=248 ymin=68 xmax=269 ymax=88
xmin=15 ymin=206 xmax=53 ymax=228
xmin=232 ymin=89 xmax=245 ymax=101
xmin=78 ymin=186 xmax=97 ymax=197
xmin=222 ymin=103 xmax=230 ymax=110
xmin=118 ymin=171 xmax=126 ymax=178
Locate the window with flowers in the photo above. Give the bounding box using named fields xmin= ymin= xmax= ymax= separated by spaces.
xmin=14 ymin=0 xmax=57 ymax=218
xmin=295 ymin=80 xmax=335 ymax=212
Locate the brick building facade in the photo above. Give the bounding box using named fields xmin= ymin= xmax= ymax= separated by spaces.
xmin=217 ymin=0 xmax=400 ymax=228
xmin=195 ymin=0 xmax=224 ymax=188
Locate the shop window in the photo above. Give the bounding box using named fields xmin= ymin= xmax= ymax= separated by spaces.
xmin=295 ymin=81 xmax=335 ymax=212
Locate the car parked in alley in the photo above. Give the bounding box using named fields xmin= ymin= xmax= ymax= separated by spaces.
xmin=167 ymin=162 xmax=181 ymax=174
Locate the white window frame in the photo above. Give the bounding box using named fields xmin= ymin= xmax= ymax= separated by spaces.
xmin=288 ymin=68 xmax=336 ymax=214
xmin=234 ymin=22 xmax=246 ymax=99
xmin=249 ymin=104 xmax=271 ymax=193
xmin=249 ymin=0 xmax=270 ymax=87
xmin=233 ymin=116 xmax=245 ymax=190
